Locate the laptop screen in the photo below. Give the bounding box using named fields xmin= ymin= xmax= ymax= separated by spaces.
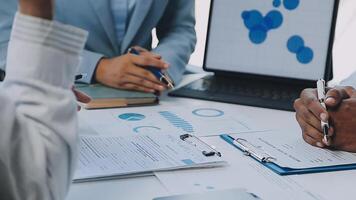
xmin=204 ymin=0 xmax=337 ymax=81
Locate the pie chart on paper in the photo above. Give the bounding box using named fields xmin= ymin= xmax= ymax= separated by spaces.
xmin=118 ymin=113 xmax=146 ymax=121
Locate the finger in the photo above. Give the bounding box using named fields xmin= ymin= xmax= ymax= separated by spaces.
xmin=327 ymin=125 xmax=335 ymax=138
xmin=300 ymin=88 xmax=328 ymax=122
xmin=72 ymin=89 xmax=91 ymax=103
xmin=132 ymin=46 xmax=149 ymax=52
xmin=303 ymin=132 xmax=325 ymax=148
xmin=296 ymin=115 xmax=324 ymax=145
xmin=122 ymin=75 xmax=166 ymax=91
xmin=127 ymin=64 xmax=163 ymax=84
xmin=342 ymin=86 xmax=356 ymax=96
xmin=323 ymin=127 xmax=335 ymax=147
xmin=120 ymin=83 xmax=156 ymax=93
xmin=296 ymin=105 xmax=323 ymax=132
xmin=132 ymin=46 xmax=162 ymax=59
xmin=130 ymin=54 xmax=169 ymax=69
xmin=325 ymin=88 xmax=351 ymax=108
xmin=140 ymin=51 xmax=162 ymax=59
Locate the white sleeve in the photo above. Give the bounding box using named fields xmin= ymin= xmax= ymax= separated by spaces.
xmin=340 ymin=71 xmax=356 ymax=88
xmin=0 ymin=13 xmax=87 ymax=200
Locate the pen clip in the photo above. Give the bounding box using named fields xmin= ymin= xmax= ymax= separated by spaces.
xmin=180 ymin=134 xmax=222 ymax=157
xmin=234 ymin=138 xmax=275 ymax=163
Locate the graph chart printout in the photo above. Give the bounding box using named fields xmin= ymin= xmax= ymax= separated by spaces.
xmin=78 ymin=103 xmax=261 ymax=137
xmin=74 ymin=133 xmax=225 ymax=181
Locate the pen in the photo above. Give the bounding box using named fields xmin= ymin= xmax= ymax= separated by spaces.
xmin=317 ymin=79 xmax=329 ymax=144
xmin=128 ymin=48 xmax=175 ymax=89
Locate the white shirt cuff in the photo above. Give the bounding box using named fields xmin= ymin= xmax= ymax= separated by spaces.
xmin=5 ymin=13 xmax=88 ymax=88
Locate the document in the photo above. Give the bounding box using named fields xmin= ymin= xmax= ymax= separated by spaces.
xmin=155 ymin=136 xmax=324 ymax=200
xmin=153 ymin=188 xmax=262 ymax=200
xmin=233 ymin=130 xmax=356 ymax=169
xmin=78 ymin=100 xmax=262 ymax=137
xmin=74 ymin=133 xmax=226 ymax=182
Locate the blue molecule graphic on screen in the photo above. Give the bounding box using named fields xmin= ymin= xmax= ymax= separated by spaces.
xmin=264 ymin=10 xmax=283 ymax=29
xmin=242 ymin=10 xmax=283 ymax=44
xmin=118 ymin=113 xmax=145 ymax=121
xmin=287 ymin=35 xmax=304 ymax=53
xmin=287 ymin=35 xmax=314 ymax=64
xmin=297 ymin=47 xmax=314 ymax=64
xmin=273 ymin=0 xmax=281 ymax=7
xmin=249 ymin=25 xmax=268 ymax=44
xmin=241 ymin=10 xmax=263 ymax=29
xmin=283 ymin=0 xmax=300 ymax=10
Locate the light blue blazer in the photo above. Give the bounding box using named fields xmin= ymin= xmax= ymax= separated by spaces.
xmin=0 ymin=0 xmax=197 ymax=84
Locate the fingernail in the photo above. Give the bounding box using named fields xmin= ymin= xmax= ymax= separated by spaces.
xmin=325 ymin=97 xmax=336 ymax=104
xmin=322 ymin=138 xmax=330 ymax=146
xmin=158 ymin=86 xmax=165 ymax=91
xmin=320 ymin=113 xmax=327 ymax=121
xmin=164 ymin=63 xmax=169 ymax=68
xmin=316 ymin=142 xmax=324 ymax=148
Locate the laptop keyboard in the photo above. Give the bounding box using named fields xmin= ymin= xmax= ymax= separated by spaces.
xmin=169 ymin=75 xmax=304 ymax=111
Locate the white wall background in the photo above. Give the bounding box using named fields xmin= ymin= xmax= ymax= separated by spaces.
xmin=188 ymin=0 xmax=211 ymax=67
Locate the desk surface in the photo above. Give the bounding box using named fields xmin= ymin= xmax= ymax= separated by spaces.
xmin=67 ymin=74 xmax=356 ymax=200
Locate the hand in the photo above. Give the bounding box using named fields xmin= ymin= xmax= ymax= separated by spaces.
xmin=294 ymin=86 xmax=355 ymax=148
xmin=327 ymin=98 xmax=356 ymax=152
xmin=95 ymin=46 xmax=169 ymax=93
xmin=72 ymin=88 xmax=91 ymax=111
xmin=19 ymin=0 xmax=54 ymax=19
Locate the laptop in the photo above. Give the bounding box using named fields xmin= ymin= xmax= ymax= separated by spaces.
xmin=169 ymin=0 xmax=339 ymax=111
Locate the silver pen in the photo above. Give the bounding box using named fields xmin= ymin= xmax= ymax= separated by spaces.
xmin=317 ymin=79 xmax=329 ymax=144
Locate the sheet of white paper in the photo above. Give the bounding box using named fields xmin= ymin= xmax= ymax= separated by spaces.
xmin=155 ymin=137 xmax=323 ymax=200
xmin=78 ymin=100 xmax=263 ymax=137
xmin=232 ymin=130 xmax=356 ymax=169
xmin=153 ymin=188 xmax=261 ymax=200
xmin=74 ymin=133 xmax=225 ymax=181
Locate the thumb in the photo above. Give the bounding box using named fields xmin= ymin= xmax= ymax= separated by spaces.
xmin=325 ymin=87 xmax=350 ymax=108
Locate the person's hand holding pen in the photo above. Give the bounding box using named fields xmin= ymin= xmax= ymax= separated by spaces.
xmin=95 ymin=46 xmax=170 ymax=93
xmin=294 ymin=85 xmax=356 ymax=152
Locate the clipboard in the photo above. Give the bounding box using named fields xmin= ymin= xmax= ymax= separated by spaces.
xmin=74 ymin=133 xmax=225 ymax=182
xmin=221 ymin=134 xmax=356 ymax=176
xmin=180 ymin=134 xmax=222 ymax=157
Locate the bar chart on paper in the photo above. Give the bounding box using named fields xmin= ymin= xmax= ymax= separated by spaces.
xmin=79 ymin=102 xmax=263 ymax=137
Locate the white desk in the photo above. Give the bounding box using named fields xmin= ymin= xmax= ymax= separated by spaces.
xmin=66 ymin=74 xmax=356 ymax=200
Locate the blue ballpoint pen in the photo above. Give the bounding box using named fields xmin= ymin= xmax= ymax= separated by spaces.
xmin=128 ymin=48 xmax=174 ymax=89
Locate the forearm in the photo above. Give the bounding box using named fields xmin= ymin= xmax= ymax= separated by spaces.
xmin=153 ymin=0 xmax=197 ymax=84
xmin=0 ymin=13 xmax=87 ymax=200
xmin=153 ymin=28 xmax=196 ymax=84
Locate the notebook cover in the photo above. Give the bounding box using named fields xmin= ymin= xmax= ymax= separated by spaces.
xmin=75 ymin=84 xmax=158 ymax=109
